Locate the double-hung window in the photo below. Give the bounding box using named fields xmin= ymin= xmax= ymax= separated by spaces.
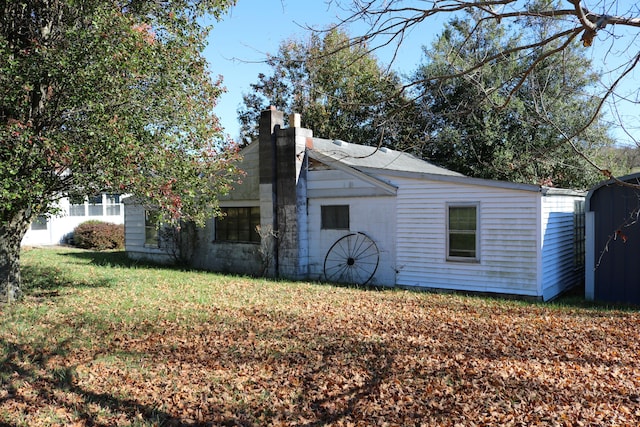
xmin=69 ymin=195 xmax=86 ymax=216
xmin=145 ymin=210 xmax=161 ymax=247
xmin=106 ymin=194 xmax=121 ymax=216
xmin=88 ymin=195 xmax=103 ymax=216
xmin=31 ymin=215 xmax=48 ymax=230
xmin=447 ymin=203 xmax=479 ymax=261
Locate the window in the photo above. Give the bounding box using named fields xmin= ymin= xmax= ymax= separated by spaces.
xmin=321 ymin=205 xmax=349 ymax=230
xmin=69 ymin=195 xmax=86 ymax=216
xmin=106 ymin=194 xmax=121 ymax=216
xmin=88 ymin=194 xmax=103 ymax=216
xmin=145 ymin=210 xmax=160 ymax=247
xmin=447 ymin=204 xmax=479 ymax=261
xmin=215 ymin=207 xmax=260 ymax=243
xmin=31 ymin=215 xmax=48 ymax=230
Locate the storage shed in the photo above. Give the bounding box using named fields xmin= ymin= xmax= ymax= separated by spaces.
xmin=586 ymin=173 xmax=640 ymax=305
xmin=125 ymin=108 xmax=585 ymax=301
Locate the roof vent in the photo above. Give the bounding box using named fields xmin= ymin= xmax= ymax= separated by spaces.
xmin=333 ymin=139 xmax=347 ymax=146
xmin=379 ymin=147 xmax=388 ymax=153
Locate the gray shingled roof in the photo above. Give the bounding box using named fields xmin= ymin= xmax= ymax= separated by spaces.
xmin=308 ymin=137 xmax=463 ymax=177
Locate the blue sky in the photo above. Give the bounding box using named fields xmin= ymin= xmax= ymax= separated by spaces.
xmin=204 ymin=0 xmax=430 ymax=141
xmin=204 ymin=0 xmax=638 ymax=145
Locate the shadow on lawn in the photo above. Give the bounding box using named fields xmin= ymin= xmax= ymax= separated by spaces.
xmin=0 ymin=338 xmax=200 ymax=427
xmin=21 ymin=263 xmax=116 ymax=296
xmin=60 ymin=249 xmax=192 ymax=272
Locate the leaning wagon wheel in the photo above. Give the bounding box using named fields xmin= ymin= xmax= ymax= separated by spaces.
xmin=323 ymin=232 xmax=380 ymax=285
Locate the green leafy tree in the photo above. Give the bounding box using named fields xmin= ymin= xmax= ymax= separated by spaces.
xmin=0 ymin=0 xmax=239 ymax=303
xmin=238 ymin=28 xmax=420 ymax=150
xmin=413 ymin=10 xmax=614 ymax=187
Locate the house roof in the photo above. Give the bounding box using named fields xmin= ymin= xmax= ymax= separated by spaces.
xmin=308 ymin=137 xmax=463 ymax=177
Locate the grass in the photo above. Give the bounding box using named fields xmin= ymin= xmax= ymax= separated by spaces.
xmin=0 ymin=246 xmax=639 ymax=426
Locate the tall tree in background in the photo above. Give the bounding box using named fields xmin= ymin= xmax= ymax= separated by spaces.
xmin=0 ymin=0 xmax=239 ymax=303
xmin=238 ymin=28 xmax=420 ymax=149
xmin=331 ymin=0 xmax=640 ymax=178
xmin=413 ymin=9 xmax=614 ymax=187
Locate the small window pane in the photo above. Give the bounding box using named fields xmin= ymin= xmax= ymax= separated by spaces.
xmin=69 ymin=195 xmax=86 ymax=216
xmin=31 ymin=215 xmax=48 ymax=230
xmin=321 ymin=205 xmax=349 ymax=230
xmin=88 ymin=195 xmax=103 ymax=216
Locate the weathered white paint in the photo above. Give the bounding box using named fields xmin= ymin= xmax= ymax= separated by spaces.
xmin=22 ymin=195 xmax=125 ymax=246
xmin=540 ymin=194 xmax=584 ymax=301
xmin=391 ymin=175 xmax=583 ymax=300
xmin=393 ymin=176 xmax=542 ymax=297
xmin=123 ymin=202 xmax=175 ymax=264
xmin=307 ymin=169 xmax=397 ymax=286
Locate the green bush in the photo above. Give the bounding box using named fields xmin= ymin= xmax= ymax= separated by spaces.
xmin=72 ymin=221 xmax=125 ymax=251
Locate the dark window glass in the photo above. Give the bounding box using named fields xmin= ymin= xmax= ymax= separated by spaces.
xmin=145 ymin=210 xmax=160 ymax=247
xmin=216 ymin=207 xmax=260 ymax=243
xmin=321 ymin=205 xmax=349 ymax=230
xmin=448 ymin=205 xmax=477 ymax=259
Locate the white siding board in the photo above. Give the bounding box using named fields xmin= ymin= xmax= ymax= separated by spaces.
xmin=393 ymin=176 xmax=541 ymax=296
xmin=540 ymin=194 xmax=584 ymax=300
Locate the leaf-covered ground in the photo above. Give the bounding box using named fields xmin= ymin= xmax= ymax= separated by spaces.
xmin=1 ymin=247 xmax=639 ymax=426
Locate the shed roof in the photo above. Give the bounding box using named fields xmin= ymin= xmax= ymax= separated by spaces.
xmin=308 ymin=138 xmax=462 ymax=177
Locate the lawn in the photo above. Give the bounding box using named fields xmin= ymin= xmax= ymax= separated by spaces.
xmin=1 ymin=247 xmax=639 ymax=426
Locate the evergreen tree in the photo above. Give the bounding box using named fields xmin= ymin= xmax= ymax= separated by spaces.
xmin=413 ymin=9 xmax=614 ymax=187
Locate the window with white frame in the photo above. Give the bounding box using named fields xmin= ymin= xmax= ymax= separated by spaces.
xmin=31 ymin=215 xmax=48 ymax=230
xmin=447 ymin=203 xmax=479 ymax=261
xmin=69 ymin=195 xmax=86 ymax=216
xmin=106 ymin=194 xmax=121 ymax=216
xmin=88 ymin=195 xmax=103 ymax=216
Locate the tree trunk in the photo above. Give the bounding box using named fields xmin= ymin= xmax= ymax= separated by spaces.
xmin=0 ymin=210 xmax=30 ymax=304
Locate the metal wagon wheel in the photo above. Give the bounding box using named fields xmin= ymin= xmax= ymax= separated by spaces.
xmin=323 ymin=232 xmax=380 ymax=285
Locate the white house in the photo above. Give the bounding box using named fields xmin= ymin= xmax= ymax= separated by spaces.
xmin=125 ymin=108 xmax=585 ymax=301
xmin=21 ymin=193 xmax=125 ymax=246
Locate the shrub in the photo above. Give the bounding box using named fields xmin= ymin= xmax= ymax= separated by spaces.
xmin=72 ymin=221 xmax=125 ymax=250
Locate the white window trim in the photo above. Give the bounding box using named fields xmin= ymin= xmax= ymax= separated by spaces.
xmin=446 ymin=202 xmax=480 ymax=263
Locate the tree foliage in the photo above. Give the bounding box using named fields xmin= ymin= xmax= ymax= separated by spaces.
xmin=413 ymin=9 xmax=614 ymax=187
xmin=330 ymin=0 xmax=640 ymax=174
xmin=238 ymin=28 xmax=420 ymax=149
xmin=0 ymin=0 xmax=238 ymax=302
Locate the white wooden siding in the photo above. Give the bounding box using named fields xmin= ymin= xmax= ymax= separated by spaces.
xmin=22 ymin=196 xmax=126 ymax=246
xmin=393 ymin=177 xmax=541 ymax=296
xmin=307 ymin=170 xmax=396 ymax=286
xmin=308 ymin=169 xmax=394 ymax=198
xmin=540 ymin=195 xmax=583 ymax=300
xmin=124 ymin=203 xmax=174 ymax=264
